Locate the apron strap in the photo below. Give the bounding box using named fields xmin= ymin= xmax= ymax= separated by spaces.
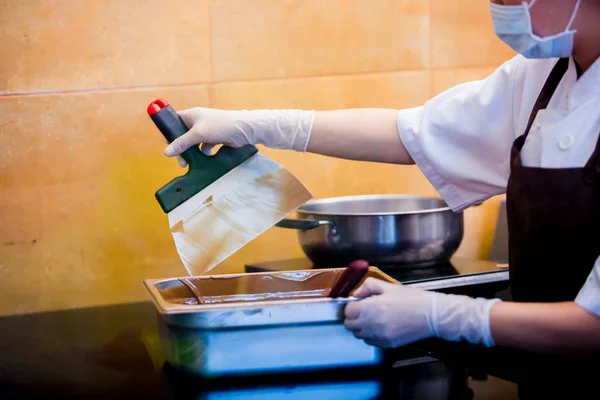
xmin=516 ymin=58 xmax=570 ymax=151
xmin=584 ymin=128 xmax=600 ymax=181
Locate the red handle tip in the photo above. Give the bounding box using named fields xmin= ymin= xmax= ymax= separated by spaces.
xmin=147 ymin=98 xmax=169 ymax=116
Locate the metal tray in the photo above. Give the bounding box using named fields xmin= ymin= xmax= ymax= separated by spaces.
xmin=143 ymin=268 xmax=397 ymax=377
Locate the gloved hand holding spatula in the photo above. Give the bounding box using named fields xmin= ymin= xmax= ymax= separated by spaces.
xmin=164 ymin=107 xmax=316 ymax=165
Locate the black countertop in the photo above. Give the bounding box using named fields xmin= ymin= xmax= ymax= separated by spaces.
xmin=0 ymin=301 xmax=517 ymax=399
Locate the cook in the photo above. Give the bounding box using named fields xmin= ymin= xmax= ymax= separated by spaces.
xmin=162 ymin=0 xmax=600 ymax=397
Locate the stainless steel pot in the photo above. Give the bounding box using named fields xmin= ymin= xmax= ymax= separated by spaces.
xmin=275 ymin=194 xmax=464 ymax=267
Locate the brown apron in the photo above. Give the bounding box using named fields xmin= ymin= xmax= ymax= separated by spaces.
xmin=505 ymin=57 xmax=600 ymax=398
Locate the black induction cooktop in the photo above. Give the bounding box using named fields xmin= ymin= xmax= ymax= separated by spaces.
xmin=245 ymin=257 xmax=511 ymax=298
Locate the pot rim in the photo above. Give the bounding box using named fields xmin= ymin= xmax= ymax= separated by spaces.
xmin=295 ymin=194 xmax=456 ymax=217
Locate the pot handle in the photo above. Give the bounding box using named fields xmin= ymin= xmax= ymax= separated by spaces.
xmin=275 ymin=218 xmax=338 ymax=233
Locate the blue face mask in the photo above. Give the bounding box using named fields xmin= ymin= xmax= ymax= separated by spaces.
xmin=489 ymin=0 xmax=581 ymax=59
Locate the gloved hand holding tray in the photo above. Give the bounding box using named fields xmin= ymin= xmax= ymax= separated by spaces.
xmin=143 ymin=266 xmax=398 ymax=377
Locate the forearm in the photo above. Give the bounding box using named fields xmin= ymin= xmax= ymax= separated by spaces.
xmin=307 ymin=109 xmax=414 ymax=164
xmin=489 ymin=301 xmax=600 ymax=353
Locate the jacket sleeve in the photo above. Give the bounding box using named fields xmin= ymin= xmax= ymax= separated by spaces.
xmin=575 ymin=256 xmax=600 ymax=317
xmin=396 ymin=56 xmax=524 ymax=212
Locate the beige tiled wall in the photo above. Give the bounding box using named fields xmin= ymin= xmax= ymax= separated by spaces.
xmin=0 ymin=0 xmax=515 ymax=316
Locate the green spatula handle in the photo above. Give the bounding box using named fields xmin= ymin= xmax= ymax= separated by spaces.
xmin=147 ymin=99 xmax=258 ymax=213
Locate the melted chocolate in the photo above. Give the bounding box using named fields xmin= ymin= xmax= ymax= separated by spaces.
xmin=161 ymin=270 xmax=345 ymax=305
xmin=156 ymin=284 xmax=200 ymax=305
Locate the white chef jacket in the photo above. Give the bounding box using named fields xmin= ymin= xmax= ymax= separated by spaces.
xmin=396 ymin=54 xmax=600 ymax=317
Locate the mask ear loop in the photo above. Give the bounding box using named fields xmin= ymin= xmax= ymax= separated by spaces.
xmin=566 ymin=0 xmax=582 ymax=32
xmin=526 ymin=0 xmax=581 ymax=34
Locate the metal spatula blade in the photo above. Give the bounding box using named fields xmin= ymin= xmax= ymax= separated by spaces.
xmin=168 ymin=153 xmax=311 ymax=275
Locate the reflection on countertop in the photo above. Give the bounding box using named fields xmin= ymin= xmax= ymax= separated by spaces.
xmin=0 ymin=301 xmax=517 ymax=399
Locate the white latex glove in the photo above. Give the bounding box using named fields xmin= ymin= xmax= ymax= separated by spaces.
xmin=344 ymin=278 xmax=500 ymax=348
xmin=164 ymin=107 xmax=315 ymax=163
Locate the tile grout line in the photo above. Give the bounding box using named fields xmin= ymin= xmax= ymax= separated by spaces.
xmin=1 ymin=69 xmax=428 ymax=97
xmin=210 ymin=67 xmax=429 ymax=85
xmin=0 ymin=66 xmax=499 ymax=98
xmin=0 ymin=82 xmax=212 ymax=98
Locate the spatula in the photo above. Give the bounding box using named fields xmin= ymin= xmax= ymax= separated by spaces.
xmin=329 ymin=260 xmax=370 ymax=298
xmin=147 ymin=99 xmax=313 ymax=276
